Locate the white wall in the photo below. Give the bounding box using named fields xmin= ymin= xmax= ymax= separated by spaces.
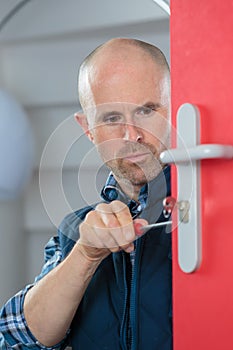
xmin=1 ymin=19 xmax=170 ymax=106
xmin=0 ymin=200 xmax=26 ymax=305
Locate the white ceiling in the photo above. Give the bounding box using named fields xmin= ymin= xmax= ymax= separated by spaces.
xmin=0 ymin=0 xmax=168 ymax=42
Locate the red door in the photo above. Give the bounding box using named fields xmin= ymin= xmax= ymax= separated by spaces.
xmin=171 ymin=0 xmax=233 ymax=349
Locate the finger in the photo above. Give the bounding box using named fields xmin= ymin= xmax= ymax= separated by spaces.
xmin=79 ymin=211 xmax=108 ymax=248
xmin=81 ymin=219 xmax=132 ymax=253
xmin=83 ymin=209 xmax=124 ymax=250
xmin=96 ymin=201 xmax=134 ymax=247
xmin=109 ymin=201 xmax=135 ymax=242
xmin=95 ymin=224 xmax=120 ymax=250
xmin=83 ymin=202 xmax=141 ymax=254
xmin=133 ymin=218 xmax=148 ymax=236
xmin=119 ymin=242 xmax=135 ymax=253
xmin=79 ymin=223 xmax=104 ymax=249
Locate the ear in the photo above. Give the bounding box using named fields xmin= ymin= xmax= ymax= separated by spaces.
xmin=74 ymin=112 xmax=94 ymax=142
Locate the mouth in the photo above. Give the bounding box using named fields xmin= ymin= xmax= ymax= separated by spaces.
xmin=123 ymin=152 xmax=151 ymax=163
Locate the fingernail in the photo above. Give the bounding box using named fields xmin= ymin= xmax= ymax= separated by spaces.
xmin=125 ymin=244 xmax=134 ymax=253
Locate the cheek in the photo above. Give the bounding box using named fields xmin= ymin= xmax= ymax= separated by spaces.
xmin=142 ymin=116 xmax=170 ymax=146
xmin=93 ymin=130 xmax=125 ymax=162
xmin=92 ymin=127 xmax=120 ymax=144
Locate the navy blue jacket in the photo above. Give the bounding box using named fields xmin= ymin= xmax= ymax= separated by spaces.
xmin=58 ymin=168 xmax=172 ymax=350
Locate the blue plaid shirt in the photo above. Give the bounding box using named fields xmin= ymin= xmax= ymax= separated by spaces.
xmin=0 ymin=173 xmax=148 ymax=350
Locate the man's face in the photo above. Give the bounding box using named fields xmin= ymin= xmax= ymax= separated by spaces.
xmin=84 ymin=53 xmax=170 ymax=188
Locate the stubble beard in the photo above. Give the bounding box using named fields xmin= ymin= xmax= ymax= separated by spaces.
xmin=105 ymin=141 xmax=164 ymax=187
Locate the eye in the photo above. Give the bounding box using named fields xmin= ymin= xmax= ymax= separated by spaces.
xmin=135 ymin=106 xmax=155 ymax=117
xmin=103 ymin=114 xmax=123 ymax=124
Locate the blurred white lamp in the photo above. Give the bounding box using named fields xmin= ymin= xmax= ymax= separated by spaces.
xmin=0 ymin=90 xmax=34 ymax=199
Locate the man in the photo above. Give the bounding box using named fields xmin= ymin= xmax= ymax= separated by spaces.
xmin=0 ymin=38 xmax=172 ymax=349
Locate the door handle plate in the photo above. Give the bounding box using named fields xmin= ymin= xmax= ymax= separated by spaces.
xmin=160 ymin=103 xmax=233 ymax=273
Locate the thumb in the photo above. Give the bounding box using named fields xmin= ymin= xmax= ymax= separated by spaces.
xmin=133 ymin=218 xmax=148 ymax=236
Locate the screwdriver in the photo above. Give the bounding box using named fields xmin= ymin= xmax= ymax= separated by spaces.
xmin=134 ymin=221 xmax=172 ymax=235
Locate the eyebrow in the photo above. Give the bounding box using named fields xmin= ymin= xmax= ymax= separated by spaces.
xmin=139 ymin=102 xmax=163 ymax=110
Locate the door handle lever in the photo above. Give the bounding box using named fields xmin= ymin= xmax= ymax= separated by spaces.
xmin=160 ymin=144 xmax=233 ymax=163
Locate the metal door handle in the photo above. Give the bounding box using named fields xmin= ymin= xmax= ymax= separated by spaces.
xmin=161 ymin=144 xmax=233 ymax=163
xmin=160 ymin=103 xmax=233 ymax=273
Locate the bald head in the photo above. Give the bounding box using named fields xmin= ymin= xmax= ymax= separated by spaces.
xmin=78 ymin=38 xmax=170 ymax=111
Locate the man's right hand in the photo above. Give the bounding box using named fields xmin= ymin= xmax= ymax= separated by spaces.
xmin=76 ymin=200 xmax=148 ymax=262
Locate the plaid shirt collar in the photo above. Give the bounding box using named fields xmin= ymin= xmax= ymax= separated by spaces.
xmin=101 ymin=172 xmax=148 ymax=219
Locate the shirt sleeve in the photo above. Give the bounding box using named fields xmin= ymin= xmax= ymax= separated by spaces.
xmin=0 ymin=236 xmax=68 ymax=349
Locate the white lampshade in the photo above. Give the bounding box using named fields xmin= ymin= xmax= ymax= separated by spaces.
xmin=0 ymin=90 xmax=34 ymax=199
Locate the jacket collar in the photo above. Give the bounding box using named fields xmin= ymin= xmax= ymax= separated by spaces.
xmin=101 ymin=167 xmax=170 ymax=223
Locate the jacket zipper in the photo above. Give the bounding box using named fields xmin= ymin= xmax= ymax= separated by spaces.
xmin=120 ymin=251 xmax=131 ymax=350
xmin=128 ymin=237 xmax=144 ymax=350
xmin=120 ymin=226 xmax=144 ymax=350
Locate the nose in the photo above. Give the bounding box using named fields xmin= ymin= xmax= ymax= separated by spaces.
xmin=123 ymin=123 xmax=143 ymax=143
